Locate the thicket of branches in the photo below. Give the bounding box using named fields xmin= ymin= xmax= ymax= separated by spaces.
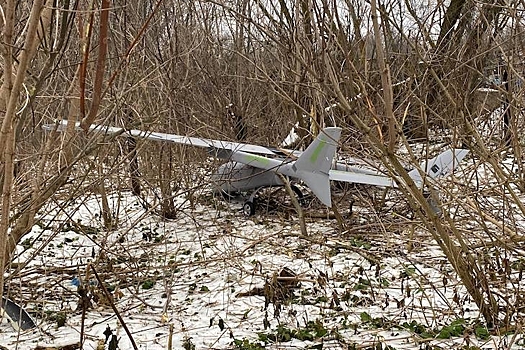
xmin=1 ymin=0 xmax=525 ymax=331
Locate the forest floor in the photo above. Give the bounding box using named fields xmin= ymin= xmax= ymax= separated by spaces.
xmin=0 ymin=178 xmax=523 ymax=349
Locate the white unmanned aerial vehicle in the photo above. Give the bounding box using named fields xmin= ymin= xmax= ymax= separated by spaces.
xmin=44 ymin=121 xmax=469 ymax=216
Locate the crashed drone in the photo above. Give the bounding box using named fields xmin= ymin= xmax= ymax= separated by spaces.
xmin=44 ymin=120 xmax=469 ymax=216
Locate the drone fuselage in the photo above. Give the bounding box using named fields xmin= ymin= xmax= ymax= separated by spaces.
xmin=211 ymin=161 xmax=284 ymax=194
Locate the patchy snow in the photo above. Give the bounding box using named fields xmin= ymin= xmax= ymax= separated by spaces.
xmin=1 ymin=189 xmax=524 ymax=349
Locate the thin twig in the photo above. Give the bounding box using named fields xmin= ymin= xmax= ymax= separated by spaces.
xmin=90 ymin=264 xmax=139 ymax=350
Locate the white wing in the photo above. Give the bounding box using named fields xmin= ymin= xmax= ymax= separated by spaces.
xmin=43 ymin=120 xmax=300 ymax=156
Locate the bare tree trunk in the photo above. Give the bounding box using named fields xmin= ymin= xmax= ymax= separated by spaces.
xmin=98 ymin=163 xmax=114 ymax=230
xmin=277 ymin=174 xmax=307 ymax=236
xmin=0 ymin=0 xmax=45 ymax=300
xmin=128 ymin=137 xmax=141 ymax=196
xmin=158 ymin=145 xmax=176 ymax=219
xmin=502 ymin=68 xmax=513 ymax=147
xmin=436 ymin=0 xmax=468 ymax=49
xmin=0 ymin=0 xmax=14 ymax=117
xmin=80 ymin=0 xmax=110 ymax=131
xmin=126 ymin=111 xmax=141 ymax=196
xmin=0 ymin=0 xmax=78 ymax=273
xmin=371 ymin=0 xmax=396 ymax=152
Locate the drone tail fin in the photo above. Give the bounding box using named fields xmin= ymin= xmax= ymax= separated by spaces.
xmin=294 ymin=127 xmax=342 ymax=207
xmin=408 ymin=149 xmax=469 ymax=187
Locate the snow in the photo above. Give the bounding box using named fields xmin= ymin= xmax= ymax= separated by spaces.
xmin=0 ymin=186 xmax=524 ymax=349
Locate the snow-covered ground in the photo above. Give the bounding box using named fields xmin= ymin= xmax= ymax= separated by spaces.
xmin=1 ymin=183 xmax=524 ymax=349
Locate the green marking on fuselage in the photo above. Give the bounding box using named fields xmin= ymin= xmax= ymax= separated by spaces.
xmin=246 ymin=154 xmax=271 ymax=165
xmin=310 ymin=141 xmax=326 ymax=163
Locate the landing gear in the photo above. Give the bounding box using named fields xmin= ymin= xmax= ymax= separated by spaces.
xmin=243 ymin=200 xmax=256 ymax=216
xmin=291 ymin=184 xmax=305 ymax=204
xmin=219 ymin=189 xmax=236 ymax=200
xmin=242 ymin=184 xmax=306 ymax=217
xmin=242 ymin=186 xmax=266 ymax=216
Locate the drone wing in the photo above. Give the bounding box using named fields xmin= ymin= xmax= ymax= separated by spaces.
xmin=329 ymin=149 xmax=469 ymax=188
xmin=42 ymin=120 xmax=301 ymax=157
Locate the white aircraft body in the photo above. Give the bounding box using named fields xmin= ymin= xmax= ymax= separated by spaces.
xmin=43 ymin=121 xmax=469 ymax=216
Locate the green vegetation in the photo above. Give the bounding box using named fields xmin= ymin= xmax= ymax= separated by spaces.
xmin=141 ymin=279 xmax=155 ymax=289
xmin=360 ymin=312 xmax=389 ymax=329
xmin=401 ymin=320 xmax=434 ymax=338
xmin=233 ymin=338 xmax=266 ymax=350
xmin=437 ymin=319 xmax=466 ymax=339
xmin=401 ymin=318 xmax=490 ymax=341
xmin=258 ymin=320 xmax=330 ymax=344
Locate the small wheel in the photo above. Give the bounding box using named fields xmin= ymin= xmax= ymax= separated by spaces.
xmin=243 ymin=201 xmax=256 ymax=216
